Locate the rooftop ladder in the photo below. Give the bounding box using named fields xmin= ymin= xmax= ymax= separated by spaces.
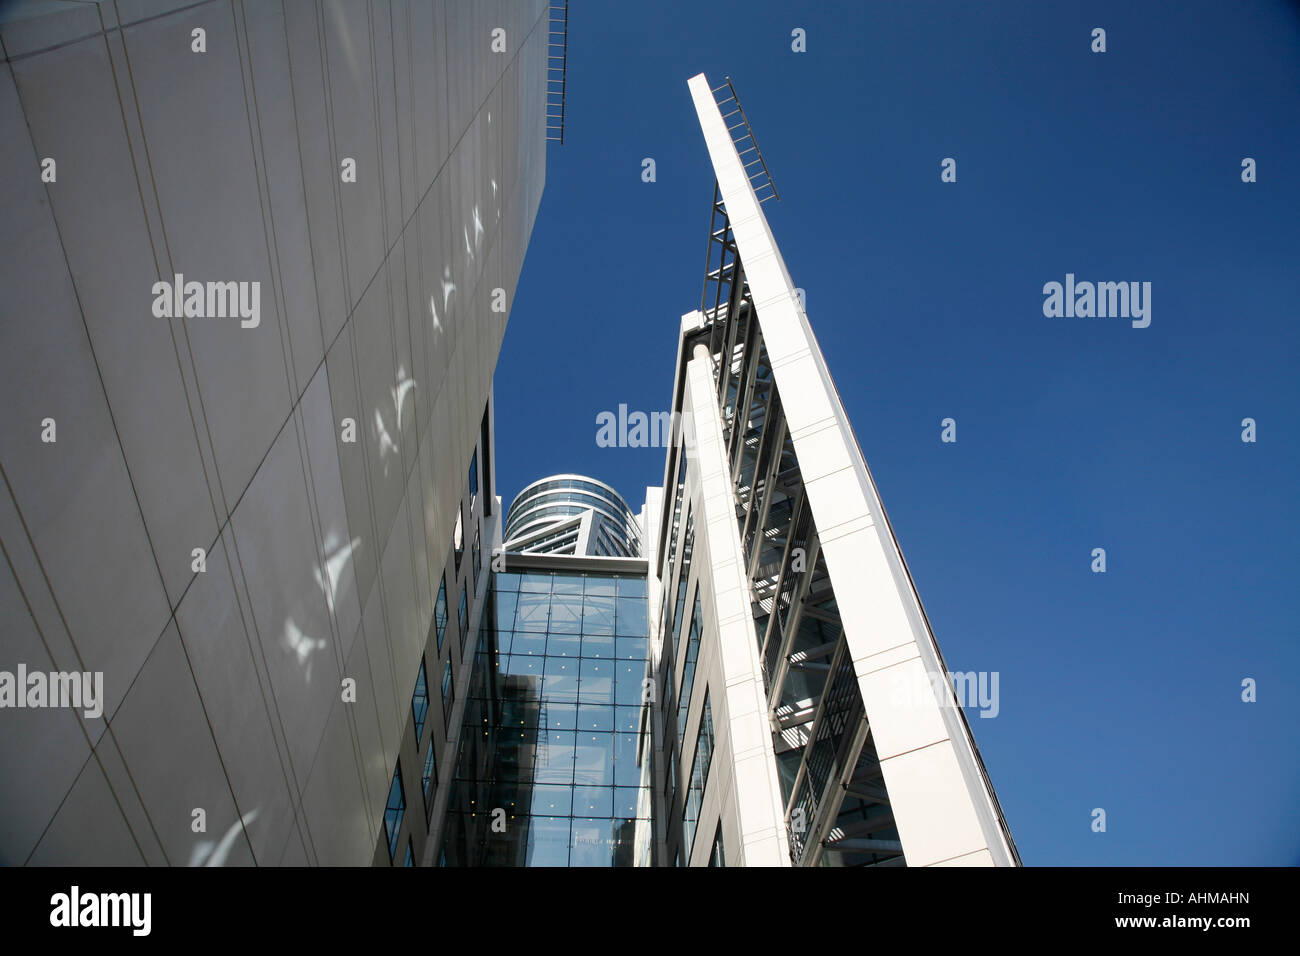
xmin=546 ymin=2 xmax=568 ymax=144
xmin=711 ymin=76 xmax=779 ymax=204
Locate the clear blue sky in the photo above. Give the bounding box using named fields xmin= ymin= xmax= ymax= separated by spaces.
xmin=494 ymin=1 xmax=1300 ymax=865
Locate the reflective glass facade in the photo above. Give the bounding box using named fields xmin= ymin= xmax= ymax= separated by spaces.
xmin=440 ymin=566 xmax=650 ymax=866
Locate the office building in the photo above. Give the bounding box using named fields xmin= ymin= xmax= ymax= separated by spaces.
xmin=0 ymin=0 xmax=554 ymax=866
xmin=436 ymin=548 xmax=652 ymax=866
xmin=504 ymin=474 xmax=644 ymax=557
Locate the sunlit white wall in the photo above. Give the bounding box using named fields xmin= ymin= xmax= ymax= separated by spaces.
xmin=0 ymin=0 xmax=549 ymax=865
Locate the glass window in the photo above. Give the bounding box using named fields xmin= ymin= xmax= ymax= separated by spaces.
xmin=441 ymin=657 xmax=454 ymax=726
xmin=578 ymin=659 xmax=614 ymax=705
xmin=614 ymin=786 xmax=643 ymax=819
xmin=677 ymin=590 xmax=703 ymax=742
xmin=530 ymin=785 xmax=573 ymax=817
xmin=574 ymin=733 xmax=614 ymax=786
xmin=404 ymin=838 xmax=415 ymax=867
xmin=662 ymin=668 xmax=674 ymax=734
xmin=458 ymin=581 xmax=468 ymax=640
xmin=543 ymin=656 xmax=580 ymax=702
xmin=519 ymin=572 xmax=553 ymax=593
xmin=435 ymin=577 xmax=448 ymax=651
xmin=411 ymin=659 xmax=429 ymax=744
xmin=509 ymin=630 xmax=547 ymax=656
xmin=614 ymin=660 xmax=645 ymax=706
xmin=453 ymin=509 xmax=463 ymax=574
xmin=471 ymin=530 xmax=481 ymax=594
xmin=468 ymin=451 xmax=478 ymax=509
xmin=548 ymin=592 xmax=582 ymax=635
xmin=552 ymin=574 xmax=583 ymax=595
xmin=698 ymin=692 xmax=714 ymax=783
xmin=572 ymin=786 xmax=613 ymax=818
xmin=709 ymin=823 xmax=725 ymax=867
xmin=669 ymin=512 xmax=695 ymax=658
xmin=616 ymin=635 xmax=647 ymax=660
xmin=541 ymin=702 xmax=577 ymax=731
xmin=495 ymin=589 xmax=518 ymax=626
xmin=582 ymin=575 xmax=615 ymax=597
xmin=384 ymin=764 xmax=405 ymax=861
xmin=682 ymin=689 xmax=714 ymax=860
xmin=613 ymin=732 xmax=641 ymax=788
xmin=526 ymin=818 xmax=571 ymax=866
xmin=616 ymin=576 xmax=645 ymax=599
xmin=514 ymin=591 xmax=549 ymax=631
xmin=534 ymin=731 xmax=577 ymax=785
xmin=434 ymin=570 xmax=650 ymax=866
xmin=581 ymin=631 xmax=615 ymax=658
xmin=547 ymin=628 xmax=580 ymax=657
xmin=615 ymin=595 xmax=647 ymax=637
xmin=614 ymin=705 xmax=641 ymax=733
xmin=663 ymin=448 xmax=689 ymax=583
xmin=581 ymin=594 xmax=615 ymax=635
xmin=422 ymin=742 xmax=437 ymax=822
xmin=577 ymin=702 xmax=615 ymax=732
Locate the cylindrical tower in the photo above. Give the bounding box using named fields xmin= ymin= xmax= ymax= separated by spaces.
xmin=503 ymin=474 xmax=642 ymax=557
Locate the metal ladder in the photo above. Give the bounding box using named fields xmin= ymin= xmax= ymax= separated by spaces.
xmin=711 ymin=75 xmax=779 ymax=204
xmin=700 ymin=75 xmax=778 ymax=331
xmin=546 ymin=2 xmax=568 ymax=144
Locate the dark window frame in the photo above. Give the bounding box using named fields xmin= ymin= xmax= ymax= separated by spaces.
xmin=458 ymin=580 xmax=468 ymax=641
xmin=384 ymin=763 xmax=406 ymax=861
xmin=422 ymin=740 xmax=438 ymax=823
xmin=468 ymin=450 xmax=479 ymax=510
xmin=435 ymin=577 xmax=448 ymax=652
xmin=441 ymin=656 xmax=455 ymax=727
xmin=411 ymin=658 xmax=429 ymax=744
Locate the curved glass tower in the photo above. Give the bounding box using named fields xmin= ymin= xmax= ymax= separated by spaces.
xmin=504 ymin=475 xmax=643 ymax=557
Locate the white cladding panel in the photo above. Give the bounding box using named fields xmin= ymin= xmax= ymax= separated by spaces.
xmin=0 ymin=0 xmax=550 ymax=865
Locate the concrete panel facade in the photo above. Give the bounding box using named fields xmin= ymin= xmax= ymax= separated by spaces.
xmin=0 ymin=0 xmax=549 ymax=865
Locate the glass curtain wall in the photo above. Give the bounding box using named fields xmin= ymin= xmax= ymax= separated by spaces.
xmin=441 ymin=567 xmax=650 ymax=865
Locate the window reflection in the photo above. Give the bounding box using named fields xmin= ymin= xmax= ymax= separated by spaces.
xmin=434 ymin=577 xmax=448 ymax=651
xmin=440 ymin=569 xmax=650 ymax=865
xmin=385 ymin=764 xmax=405 ymax=861
xmin=411 ymin=659 xmax=429 ymax=743
xmin=682 ymin=690 xmax=715 ymax=858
